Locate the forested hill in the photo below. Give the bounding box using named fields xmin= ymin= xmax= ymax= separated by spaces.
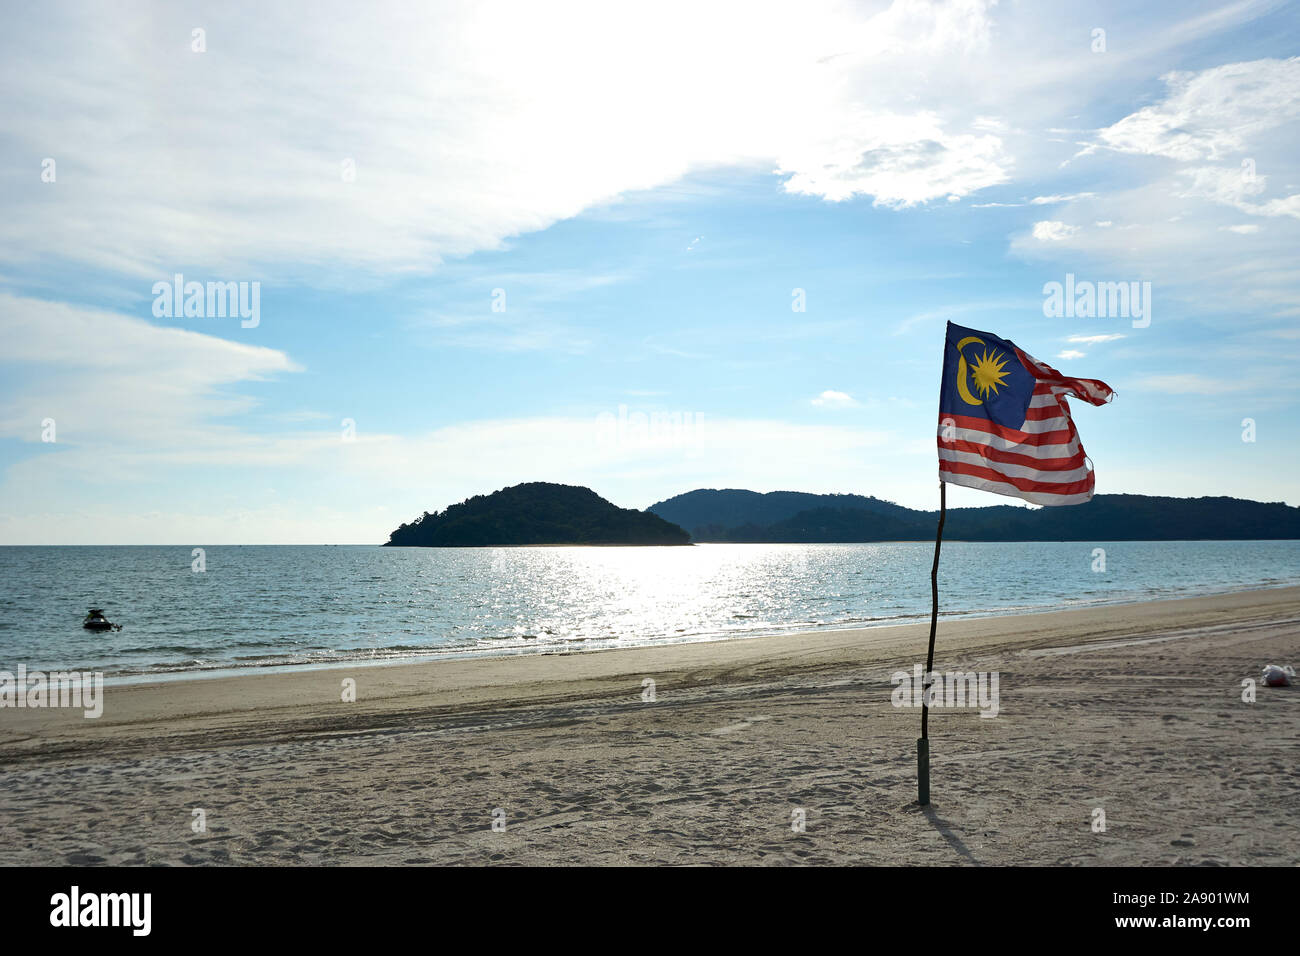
xmin=385 ymin=482 xmax=690 ymax=546
xmin=647 ymin=489 xmax=914 ymax=540
xmin=647 ymin=489 xmax=1300 ymax=542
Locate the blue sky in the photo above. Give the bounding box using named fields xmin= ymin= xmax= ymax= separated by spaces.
xmin=2 ymin=0 xmax=1299 ymax=543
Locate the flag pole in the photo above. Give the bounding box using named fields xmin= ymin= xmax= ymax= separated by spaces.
xmin=918 ymin=479 xmax=946 ymax=805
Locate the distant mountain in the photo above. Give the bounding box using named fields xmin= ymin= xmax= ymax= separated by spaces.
xmin=938 ymin=495 xmax=1300 ymax=541
xmin=649 ymin=489 xmax=915 ymax=540
xmin=647 ymin=488 xmax=1300 ymax=542
xmin=759 ymin=507 xmax=931 ymax=542
xmin=385 ymin=482 xmax=691 ymax=547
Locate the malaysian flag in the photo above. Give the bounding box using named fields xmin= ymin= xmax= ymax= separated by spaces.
xmin=937 ymin=321 xmax=1114 ymax=506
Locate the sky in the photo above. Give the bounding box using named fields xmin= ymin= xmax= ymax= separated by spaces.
xmin=2 ymin=0 xmax=1299 ymax=544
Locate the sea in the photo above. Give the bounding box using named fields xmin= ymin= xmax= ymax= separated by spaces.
xmin=1 ymin=541 xmax=1298 ymax=682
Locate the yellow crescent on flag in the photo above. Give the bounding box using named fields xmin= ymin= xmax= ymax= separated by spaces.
xmin=955 ymin=335 xmax=984 ymax=406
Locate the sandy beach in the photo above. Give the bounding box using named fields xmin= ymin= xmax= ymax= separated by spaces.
xmin=1 ymin=586 xmax=1297 ymax=866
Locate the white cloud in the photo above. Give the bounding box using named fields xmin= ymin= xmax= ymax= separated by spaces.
xmin=1056 ymin=349 xmax=1086 ymax=360
xmin=779 ymin=110 xmax=1010 ymax=207
xmin=1031 ymin=221 xmax=1079 ymax=241
xmin=0 ymin=405 xmax=903 ymax=542
xmin=811 ymin=390 xmax=857 ymax=408
xmin=1221 ymin=224 xmax=1261 ymax=233
xmin=1030 ymin=192 xmax=1096 ymax=204
xmin=1095 ymin=57 xmax=1300 ymax=161
xmin=1179 ymin=165 xmax=1300 ymax=219
xmin=0 ymin=294 xmax=918 ymax=541
xmin=7 ymin=3 xmax=1300 ymax=540
xmin=1014 ymin=56 xmax=1300 ymax=317
xmin=1179 ymin=165 xmax=1264 ymax=205
xmin=0 ymin=0 xmax=1009 ymax=280
xmin=0 ymin=293 xmax=298 ymax=450
xmin=1067 ymin=334 xmax=1125 ymax=345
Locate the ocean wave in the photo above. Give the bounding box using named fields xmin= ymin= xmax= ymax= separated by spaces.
xmin=6 ymin=543 xmax=1299 ymax=682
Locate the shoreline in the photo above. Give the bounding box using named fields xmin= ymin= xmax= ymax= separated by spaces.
xmin=4 ymin=582 xmax=1298 ymax=747
xmin=2 ymin=584 xmax=1296 ymax=865
xmin=78 ymin=575 xmax=1300 ymax=687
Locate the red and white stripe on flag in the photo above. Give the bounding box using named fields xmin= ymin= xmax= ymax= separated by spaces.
xmin=938 ymin=347 xmax=1114 ymax=506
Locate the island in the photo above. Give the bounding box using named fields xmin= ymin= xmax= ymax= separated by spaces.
xmin=648 ymin=488 xmax=1300 ymax=542
xmin=384 ymin=482 xmax=691 ymax=547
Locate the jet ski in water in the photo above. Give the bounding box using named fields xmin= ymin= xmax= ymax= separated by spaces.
xmin=83 ymin=608 xmax=121 ymax=631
